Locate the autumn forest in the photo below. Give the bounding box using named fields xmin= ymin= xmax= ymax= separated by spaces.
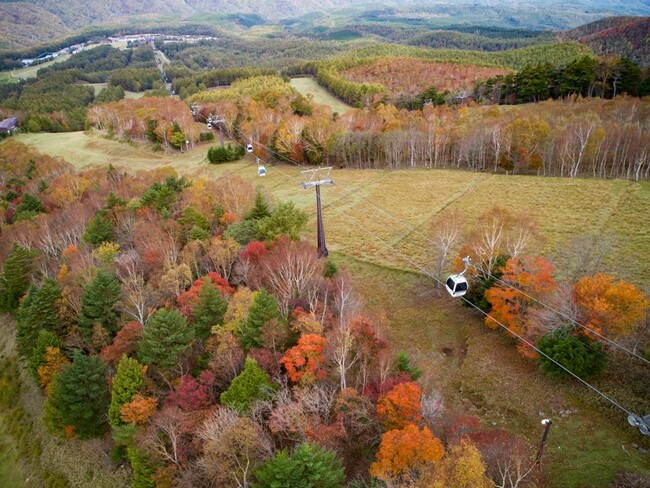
xmin=0 ymin=4 xmax=649 ymax=488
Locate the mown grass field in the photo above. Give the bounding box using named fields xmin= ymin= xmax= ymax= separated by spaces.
xmin=9 ymin=131 xmax=650 ymax=487
xmin=290 ymin=77 xmax=352 ymax=115
xmin=84 ymin=83 xmax=145 ymax=99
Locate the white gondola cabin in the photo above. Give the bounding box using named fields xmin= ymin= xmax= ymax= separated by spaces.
xmin=247 ymin=143 xmax=254 ymax=153
xmin=256 ymin=158 xmax=266 ymax=176
xmin=206 ymin=123 xmax=212 ymax=129
xmin=445 ymin=256 xmax=470 ymax=298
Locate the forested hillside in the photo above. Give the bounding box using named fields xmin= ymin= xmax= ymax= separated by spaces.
xmin=1 ymin=0 xmax=649 ymax=51
xmin=559 ymin=16 xmax=650 ymax=67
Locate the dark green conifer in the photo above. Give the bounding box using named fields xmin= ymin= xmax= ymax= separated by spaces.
xmin=245 ymin=191 xmax=272 ymax=221
xmin=83 ymin=210 xmax=114 ymax=246
xmin=0 ymin=243 xmax=35 ymax=314
xmin=44 ymin=351 xmax=110 ymax=439
xmin=16 ymin=278 xmax=63 ymax=358
xmin=77 ymin=270 xmax=122 ymax=339
xmin=138 ymin=309 xmax=194 ymax=368
xmin=239 ymin=289 xmax=280 ymax=351
xmin=192 ymin=281 xmax=228 ymax=339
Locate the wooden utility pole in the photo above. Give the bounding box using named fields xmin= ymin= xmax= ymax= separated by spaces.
xmin=535 ymin=419 xmax=553 ymax=469
xmin=300 ymin=167 xmax=334 ymax=257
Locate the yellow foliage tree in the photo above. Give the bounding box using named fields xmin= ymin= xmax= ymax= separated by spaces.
xmin=38 ymin=346 xmax=70 ymax=395
xmin=418 ymin=440 xmax=492 ymax=488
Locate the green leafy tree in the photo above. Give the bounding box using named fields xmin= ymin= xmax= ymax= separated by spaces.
xmin=127 ymin=447 xmax=155 ymax=488
xmin=109 ymin=356 xmax=144 ymax=428
xmin=224 ymin=219 xmax=259 ymax=245
xmin=83 ymin=210 xmax=115 ymax=246
xmin=138 ymin=309 xmax=194 ymax=368
xmin=28 ymin=330 xmax=62 ymax=382
xmin=44 ymin=351 xmax=110 ymax=439
xmin=254 ymin=442 xmax=345 ymax=488
xmin=256 ymin=201 xmax=308 ymax=241
xmin=395 ymin=350 xmax=423 ymax=381
xmin=15 ymin=193 xmax=45 ymax=220
xmin=0 ymin=243 xmax=35 ymax=314
xmin=239 ymin=289 xmax=280 ymax=351
xmin=220 ymin=357 xmax=275 ymax=412
xmin=245 ymin=191 xmax=272 ymax=221
xmin=192 ymin=281 xmax=228 ymax=339
xmin=16 ymin=278 xmax=63 ymax=358
xmin=537 ymin=328 xmax=606 ymax=379
xmin=77 ymin=270 xmax=122 ymax=339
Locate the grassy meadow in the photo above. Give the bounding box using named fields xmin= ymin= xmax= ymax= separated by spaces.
xmin=8 ymin=131 xmax=650 ymax=487
xmin=290 ymin=77 xmax=352 ymax=115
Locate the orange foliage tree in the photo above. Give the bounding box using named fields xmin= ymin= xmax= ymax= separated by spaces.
xmin=376 ymin=382 xmax=423 ymax=431
xmin=484 ymin=256 xmax=556 ymax=355
xmin=369 ymin=423 xmax=444 ymax=483
xmin=280 ymin=334 xmax=327 ymax=384
xmin=573 ymin=273 xmax=650 ymax=337
xmin=38 ymin=346 xmax=70 ymax=395
xmin=120 ymin=394 xmax=158 ymax=424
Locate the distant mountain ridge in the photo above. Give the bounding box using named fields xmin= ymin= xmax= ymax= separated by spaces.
xmin=0 ymin=0 xmax=649 ymax=51
xmin=559 ymin=16 xmax=650 ymax=67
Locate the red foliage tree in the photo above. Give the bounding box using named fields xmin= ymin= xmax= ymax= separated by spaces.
xmin=99 ymin=321 xmax=144 ymax=366
xmin=167 ymin=372 xmax=215 ymax=411
xmin=176 ymin=272 xmax=234 ymax=317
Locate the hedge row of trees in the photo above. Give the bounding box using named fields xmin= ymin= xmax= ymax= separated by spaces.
xmin=193 ymin=82 xmax=650 ymax=180
xmin=0 ymin=142 xmax=550 ymax=487
xmin=478 ymin=55 xmax=650 ymax=104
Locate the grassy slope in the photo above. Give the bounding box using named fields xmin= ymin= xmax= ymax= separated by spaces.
xmin=336 ymin=255 xmax=650 ymax=488
xmin=15 ymin=132 xmax=650 ymax=287
xmin=290 ymin=76 xmax=351 ymax=114
xmin=0 ymin=430 xmax=26 ymax=487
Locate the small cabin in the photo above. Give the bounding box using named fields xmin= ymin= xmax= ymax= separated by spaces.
xmin=0 ymin=116 xmax=18 ymax=135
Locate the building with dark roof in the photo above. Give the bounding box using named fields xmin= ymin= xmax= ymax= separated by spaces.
xmin=0 ymin=116 xmax=18 ymax=134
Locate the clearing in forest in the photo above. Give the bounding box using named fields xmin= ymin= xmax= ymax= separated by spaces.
xmin=290 ymin=76 xmax=352 ymax=114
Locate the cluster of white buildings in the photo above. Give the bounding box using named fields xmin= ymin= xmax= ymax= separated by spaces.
xmin=20 ymin=43 xmax=85 ymax=68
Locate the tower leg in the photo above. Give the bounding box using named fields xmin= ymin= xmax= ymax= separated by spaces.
xmin=316 ymin=185 xmax=328 ymax=257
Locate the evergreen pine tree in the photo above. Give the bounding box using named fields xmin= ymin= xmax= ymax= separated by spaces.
xmin=0 ymin=243 xmax=35 ymax=314
xmin=83 ymin=210 xmax=115 ymax=246
xmin=138 ymin=309 xmax=194 ymax=368
xmin=109 ymin=356 xmax=144 ymax=427
xmin=44 ymin=351 xmax=110 ymax=439
xmin=254 ymin=443 xmax=345 ymax=488
xmin=15 ymin=279 xmax=63 ymax=358
xmin=220 ymin=357 xmax=276 ymax=412
xmin=239 ymin=289 xmax=280 ymax=351
xmin=127 ymin=447 xmax=155 ymax=488
xmin=192 ymin=281 xmax=228 ymax=339
xmin=77 ymin=270 xmax=122 ymax=339
xmin=28 ymin=330 xmax=63 ymax=381
xmin=245 ymin=191 xmax=272 ymax=221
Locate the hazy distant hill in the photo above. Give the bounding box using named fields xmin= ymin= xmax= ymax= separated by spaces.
xmin=0 ymin=0 xmax=649 ymax=51
xmin=559 ymin=16 xmax=650 ymax=67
